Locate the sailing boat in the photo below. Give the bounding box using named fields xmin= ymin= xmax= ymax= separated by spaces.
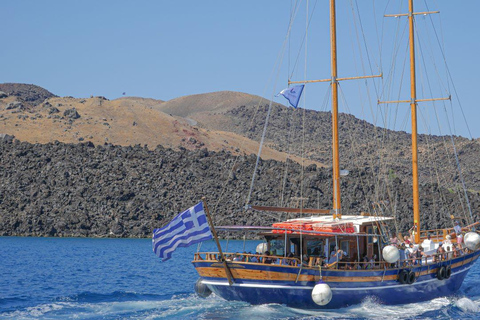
xmin=189 ymin=0 xmax=480 ymax=308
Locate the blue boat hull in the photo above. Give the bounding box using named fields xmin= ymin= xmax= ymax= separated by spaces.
xmin=193 ymin=251 xmax=480 ymax=308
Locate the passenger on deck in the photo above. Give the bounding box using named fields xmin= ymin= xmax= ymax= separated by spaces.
xmin=436 ymin=243 xmax=446 ymax=261
xmin=242 ymin=251 xmax=248 ymax=262
xmin=343 ymin=258 xmax=354 ymax=270
xmin=444 ymin=235 xmax=453 ymax=259
xmin=390 ymin=235 xmax=399 ymax=245
xmin=446 ymin=246 xmax=453 ymax=260
xmin=454 ymin=221 xmax=463 ymax=249
xmin=363 ymin=256 xmax=370 ymax=269
xmin=405 ymin=243 xmax=414 ymax=264
xmin=276 ymin=255 xmax=288 ymax=265
xmin=369 ymin=255 xmax=377 ymax=269
xmin=403 ymin=235 xmax=411 ymax=245
xmin=328 ymin=248 xmax=344 ymax=266
xmin=409 ymin=224 xmax=418 ymax=244
xmin=280 ymin=252 xmax=292 ymax=266
xmin=421 ymin=234 xmax=433 ymax=251
xmin=416 ymin=246 xmax=429 ymax=265
xmin=453 ymin=243 xmax=462 ymax=257
xmin=263 ymin=251 xmax=274 ymax=264
xmin=444 ymin=234 xmax=453 ymax=247
xmin=398 ymin=243 xmax=406 ymax=267
xmin=301 ymin=255 xmax=309 ymax=266
xmin=233 ymin=253 xmax=243 ymax=261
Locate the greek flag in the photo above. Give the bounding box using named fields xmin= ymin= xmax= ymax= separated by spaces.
xmin=152 ymin=202 xmax=212 ymax=261
xmin=276 ymin=84 xmax=304 ymax=108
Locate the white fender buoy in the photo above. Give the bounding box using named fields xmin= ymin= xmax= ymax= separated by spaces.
xmin=382 ymin=245 xmax=400 ymax=263
xmin=464 ymin=232 xmax=480 ymax=250
xmin=311 ymin=282 xmax=332 ymax=306
xmin=194 ymin=278 xmax=212 ymax=298
xmin=256 ymin=243 xmax=268 ymax=254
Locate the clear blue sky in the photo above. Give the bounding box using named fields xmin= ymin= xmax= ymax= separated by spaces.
xmin=1 ymin=1 xmax=479 ymax=137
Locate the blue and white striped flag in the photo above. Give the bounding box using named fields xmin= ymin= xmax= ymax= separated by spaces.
xmin=152 ymin=202 xmax=213 ymax=261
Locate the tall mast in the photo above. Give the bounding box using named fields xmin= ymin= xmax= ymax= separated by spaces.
xmin=382 ymin=4 xmax=445 ymax=243
xmin=408 ymin=0 xmax=420 ymax=244
xmin=330 ymin=0 xmax=341 ymax=220
xmin=290 ymin=0 xmax=382 ymax=221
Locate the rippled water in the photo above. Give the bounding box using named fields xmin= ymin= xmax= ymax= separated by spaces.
xmin=1 ymin=237 xmax=480 ymax=319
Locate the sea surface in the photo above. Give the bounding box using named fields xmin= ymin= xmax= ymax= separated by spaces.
xmin=1 ymin=237 xmax=480 ymax=319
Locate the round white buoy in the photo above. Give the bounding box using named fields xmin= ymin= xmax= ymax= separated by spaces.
xmin=464 ymin=232 xmax=480 ymax=250
xmin=311 ymin=282 xmax=332 ymax=306
xmin=256 ymin=243 xmax=268 ymax=254
xmin=382 ymin=245 xmax=400 ymax=263
xmin=194 ymin=278 xmax=212 ymax=298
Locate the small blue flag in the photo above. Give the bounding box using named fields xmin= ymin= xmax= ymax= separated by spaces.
xmin=276 ymin=84 xmax=304 ymax=108
xmin=152 ymin=202 xmax=212 ymax=261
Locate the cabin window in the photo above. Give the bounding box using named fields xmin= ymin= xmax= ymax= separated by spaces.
xmin=328 ymin=241 xmax=337 ymax=257
xmin=307 ymin=240 xmax=324 ymax=257
xmin=268 ymin=239 xmax=285 ymax=256
xmin=367 ymin=226 xmax=373 ymax=244
xmin=340 ymin=240 xmax=349 ymax=256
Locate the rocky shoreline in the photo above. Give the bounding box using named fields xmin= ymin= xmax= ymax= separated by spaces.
xmin=1 ymin=135 xmax=478 ymax=238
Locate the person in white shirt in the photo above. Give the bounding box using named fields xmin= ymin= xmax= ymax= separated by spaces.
xmin=405 ymin=243 xmax=416 ymax=265
xmin=422 ymin=234 xmax=433 ymax=251
xmin=444 ymin=234 xmax=453 ymax=247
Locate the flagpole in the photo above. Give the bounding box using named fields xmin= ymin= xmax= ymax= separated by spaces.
xmin=202 ymin=197 xmax=234 ymax=285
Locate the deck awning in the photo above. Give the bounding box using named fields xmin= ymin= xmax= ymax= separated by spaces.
xmin=215 ymin=225 xmax=381 ymax=237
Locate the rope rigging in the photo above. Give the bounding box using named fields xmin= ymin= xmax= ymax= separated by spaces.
xmin=212 ymin=0 xmax=477 ymax=238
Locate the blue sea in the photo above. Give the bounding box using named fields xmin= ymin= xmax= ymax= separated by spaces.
xmin=1 ymin=237 xmax=480 ymax=319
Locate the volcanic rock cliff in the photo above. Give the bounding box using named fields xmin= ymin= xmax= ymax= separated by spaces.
xmin=1 ymin=83 xmax=479 ymax=238
xmin=1 ymin=136 xmax=479 ymax=238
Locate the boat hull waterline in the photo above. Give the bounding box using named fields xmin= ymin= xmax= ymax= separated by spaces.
xmin=193 ymin=251 xmax=480 ymax=308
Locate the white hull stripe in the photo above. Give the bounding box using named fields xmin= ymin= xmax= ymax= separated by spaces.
xmin=202 ymin=265 xmax=471 ymax=292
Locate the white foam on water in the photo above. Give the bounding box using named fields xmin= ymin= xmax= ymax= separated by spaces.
xmin=1 ymin=295 xmax=211 ymax=320
xmin=1 ymin=302 xmax=67 ymax=319
xmin=282 ymin=296 xmax=454 ymax=320
xmin=5 ymin=292 xmax=480 ymax=320
xmin=144 ymin=293 xmax=250 ymax=319
xmin=236 ymin=303 xmax=304 ymax=320
xmin=456 ymin=297 xmax=480 ymax=313
xmin=345 ymin=296 xmax=453 ymax=319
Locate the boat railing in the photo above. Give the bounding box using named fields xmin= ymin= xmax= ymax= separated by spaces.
xmin=336 ymin=247 xmax=471 ymax=270
xmin=193 ymin=252 xmax=302 ymax=266
xmin=418 ymin=222 xmax=480 ymax=242
xmin=194 ymin=246 xmax=473 ymax=270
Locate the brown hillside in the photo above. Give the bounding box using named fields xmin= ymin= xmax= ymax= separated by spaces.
xmin=0 ymin=91 xmax=321 ymax=167
xmin=156 ymin=91 xmax=270 ymax=118
xmin=113 ymin=96 xmax=165 ymax=107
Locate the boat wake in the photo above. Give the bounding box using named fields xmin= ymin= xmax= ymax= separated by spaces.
xmin=2 ymin=290 xmax=480 ymax=319
xmin=456 ymin=297 xmax=480 ymax=313
xmin=0 ymin=291 xmax=197 ymax=320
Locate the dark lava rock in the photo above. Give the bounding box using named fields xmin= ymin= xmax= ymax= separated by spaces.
xmin=0 ymin=83 xmax=56 ymax=107
xmin=48 ymin=106 xmax=60 ymax=114
xmin=64 ymin=108 xmax=80 ymax=119
xmin=0 ymin=138 xmax=477 ymax=239
xmin=6 ymin=101 xmax=23 ymax=110
xmin=0 ymin=134 xmax=15 ymax=143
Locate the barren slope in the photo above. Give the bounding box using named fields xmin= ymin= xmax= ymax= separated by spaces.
xmin=0 ymin=92 xmax=321 ymax=167
xmin=156 ymin=91 xmax=267 ymax=118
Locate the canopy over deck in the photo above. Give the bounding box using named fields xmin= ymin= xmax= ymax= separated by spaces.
xmin=215 ymin=214 xmax=394 ymax=237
